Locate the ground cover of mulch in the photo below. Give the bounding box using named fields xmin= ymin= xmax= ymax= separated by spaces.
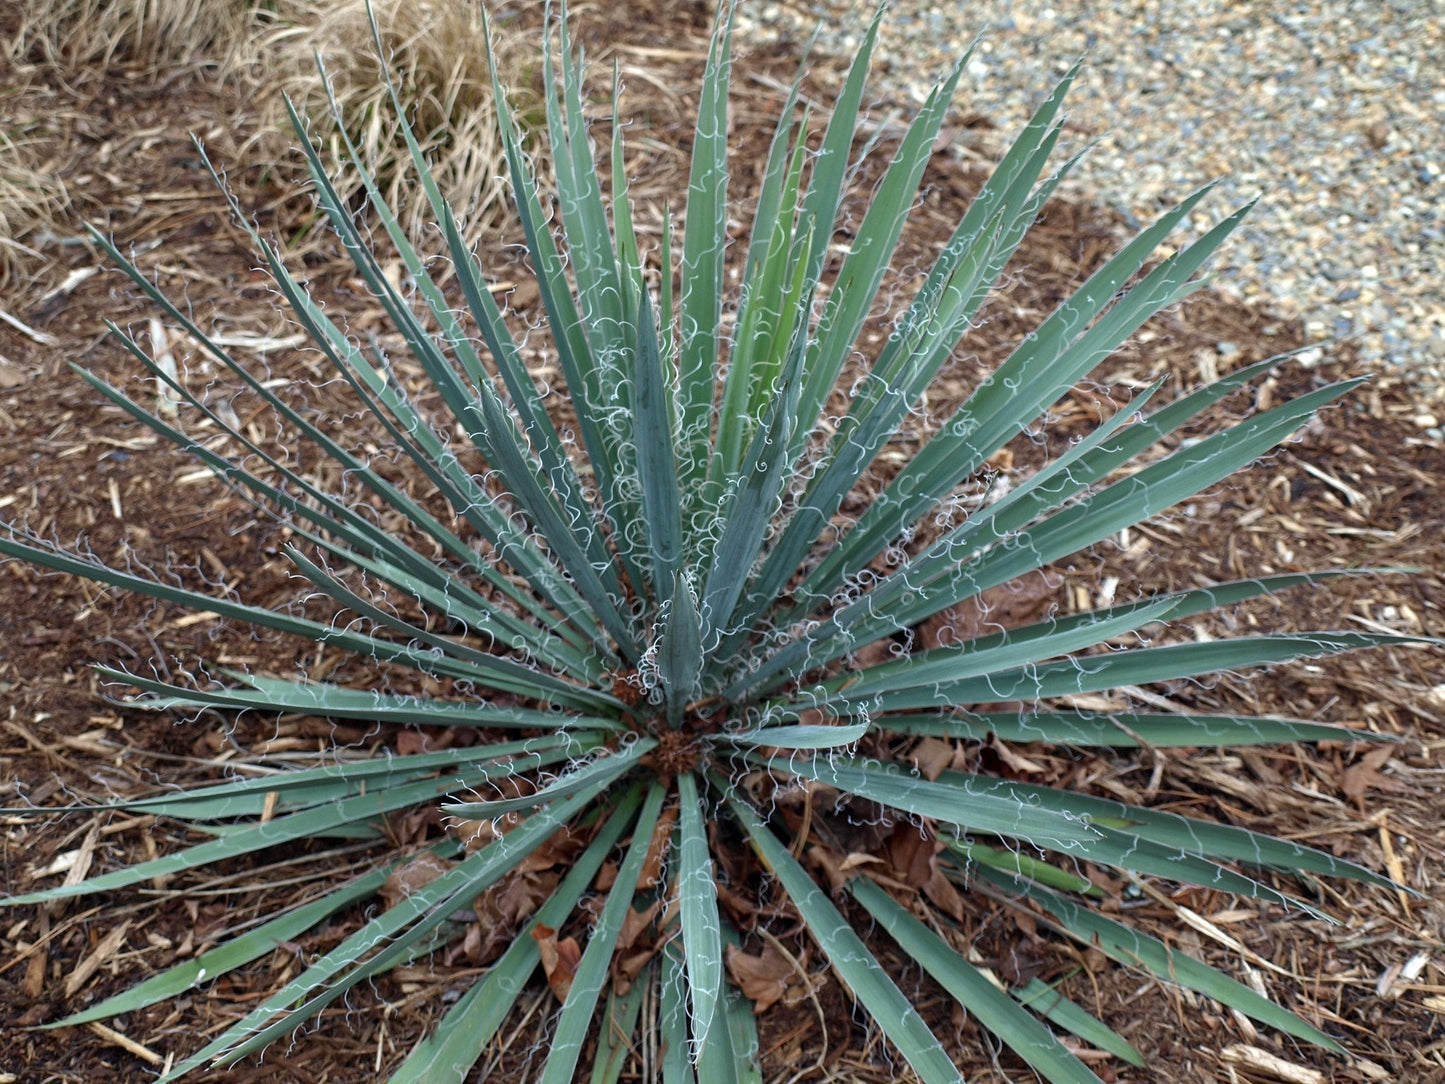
xmin=1 ymin=3 xmax=1443 ymax=1082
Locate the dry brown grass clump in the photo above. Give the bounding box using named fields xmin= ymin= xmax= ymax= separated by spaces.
xmin=9 ymin=0 xmax=262 ymax=70
xmin=261 ymin=0 xmax=523 ymax=247
xmin=0 ymin=125 xmax=65 ymax=289
xmin=6 ymin=0 xmax=527 ymax=263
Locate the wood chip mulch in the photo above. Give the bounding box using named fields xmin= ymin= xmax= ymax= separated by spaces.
xmin=1 ymin=4 xmax=1441 ymax=1082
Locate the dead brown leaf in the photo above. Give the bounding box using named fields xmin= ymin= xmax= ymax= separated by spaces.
xmin=1340 ymin=745 xmax=1395 ymax=808
xmin=882 ymin=822 xmax=966 ymax=920
xmin=725 ymin=939 xmax=798 ymax=1014
xmin=21 ymin=911 xmax=49 ymax=1000
xmin=884 ymin=822 xmax=936 ymax=889
xmin=395 ymin=726 xmax=460 ymax=755
xmin=922 ymin=865 xmax=966 ymax=921
xmin=471 ymin=868 xmax=562 ymax=964
xmin=379 ymin=851 xmax=451 ymax=910
xmin=616 ymin=899 xmax=664 ymax=958
xmin=637 ymin=805 xmax=678 ymax=890
xmin=386 ymin=803 xmax=440 ymax=847
xmin=449 ymin=810 xmax=523 ymax=854
xmin=910 ymin=736 xmax=961 ymax=781
xmin=919 ymin=569 xmax=1063 ymax=648
xmin=0 ymin=353 xmax=26 ymax=388
xmin=988 ymin=736 xmax=1050 ymax=775
xmin=807 ymin=843 xmax=849 ymax=893
xmin=533 ymin=924 xmax=583 ymax=1002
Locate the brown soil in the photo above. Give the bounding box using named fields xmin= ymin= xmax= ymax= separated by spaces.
xmin=2 ymin=4 xmax=1443 ymax=1083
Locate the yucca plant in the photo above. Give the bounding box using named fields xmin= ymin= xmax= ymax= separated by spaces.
xmin=1 ymin=4 xmax=1422 ymax=1081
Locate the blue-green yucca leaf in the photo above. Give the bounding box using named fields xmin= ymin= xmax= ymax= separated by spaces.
xmin=608 ymin=61 xmax=644 ymax=320
xmin=206 ymin=132 xmax=629 ymax=658
xmin=5 ymin=756 xmax=560 ymax=907
xmin=864 ymin=380 xmax=1358 ymax=623
xmin=713 ymin=94 xmax=811 ymax=485
xmin=788 ymin=4 xmax=884 ymax=337
xmin=537 ymin=10 xmax=659 ymax=609
xmin=886 ymin=707 xmax=1389 ymax=748
xmin=441 ymin=737 xmax=656 ymax=818
xmin=852 ymin=877 xmax=1108 ymax=1084
xmin=739 ymin=376 xmax=1370 ymax=696
xmin=697 ymin=305 xmax=810 ymax=656
xmin=676 ymin=772 xmax=723 ymax=1055
xmin=309 ymin=64 xmax=627 ymax=630
xmin=788 ymin=184 xmax=1238 ymax=617
xmin=99 ymin=667 xmax=615 ymax=734
xmin=51 ymin=852 xmax=412 ymax=1028
xmin=937 ymin=771 xmax=1400 ymax=890
xmin=280 ymin=544 xmax=604 ymax=701
xmin=660 ymin=920 xmax=765 ymax=1084
xmin=169 ymin=784 xmax=613 ymax=1079
xmin=592 ymin=966 xmax=651 ymax=1084
xmin=676 ymin=0 xmax=738 ymax=500
xmin=92 ymin=221 xmax=608 ymax=676
xmin=945 ymin=837 xmax=1102 ymax=897
xmin=479 ymin=13 xmax=648 ymax=629
xmin=971 ymin=865 xmax=1346 ymax=1052
xmin=30 ymin=729 xmax=586 ymax=821
xmin=734 ymin=66 xmax=1081 ymax=636
xmin=284 ymin=526 xmax=604 ymax=678
xmin=1050 ymin=827 xmax=1330 ymax=919
xmin=800 ymin=596 xmax=1184 ymax=707
xmin=546 ymin=11 xmax=630 ymax=359
xmin=720 ymin=718 xmax=871 ymax=750
xmin=660 ymin=944 xmax=697 ymax=1084
xmin=709 ymin=924 xmax=766 ymax=1084
xmin=634 ymin=286 xmax=686 ymax=601
xmin=387 ymin=785 xmax=643 ymax=1084
xmin=661 ymin=572 xmax=706 ymax=725
xmin=0 ymin=521 xmax=599 ymax=710
xmin=1012 ymin=976 xmax=1146 ymax=1067
xmin=796 ymin=569 xmax=1374 ymax=713
xmin=789 ymin=49 xmax=971 ymax=456
xmin=728 ymin=787 xmax=966 ymax=1084
xmin=86 ymin=281 xmax=581 ymax=661
xmin=542 ymin=783 xmax=668 ymax=1084
xmin=862 ymin=630 xmax=1415 ymax=713
xmin=300 ymin=84 xmax=594 ymax=547
xmin=2 ymin=1 xmax=1425 ymax=1078
xmin=755 ymin=754 xmax=1102 ymax=852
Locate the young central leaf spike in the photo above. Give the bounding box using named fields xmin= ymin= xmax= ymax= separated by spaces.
xmin=1 ymin=2 xmax=1428 ymax=1081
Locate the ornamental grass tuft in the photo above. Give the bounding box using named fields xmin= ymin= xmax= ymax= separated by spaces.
xmin=0 ymin=4 xmax=1424 ymax=1081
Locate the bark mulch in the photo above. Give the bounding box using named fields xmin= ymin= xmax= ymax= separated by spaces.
xmin=1 ymin=4 xmax=1441 ymax=1082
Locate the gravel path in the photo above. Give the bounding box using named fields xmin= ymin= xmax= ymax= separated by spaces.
xmin=739 ymin=1 xmax=1445 ymax=415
